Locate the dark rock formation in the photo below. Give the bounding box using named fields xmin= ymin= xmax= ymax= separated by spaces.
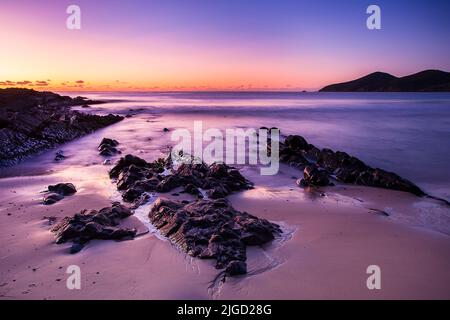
xmin=48 ymin=183 xmax=77 ymax=195
xmin=43 ymin=193 xmax=64 ymax=205
xmin=109 ymin=153 xmax=253 ymax=205
xmin=280 ymin=135 xmax=425 ymax=196
xmin=43 ymin=183 xmax=77 ymax=205
xmin=0 ymin=88 xmax=123 ymax=166
xmin=51 ymin=203 xmax=136 ymax=253
xmin=299 ymin=165 xmax=330 ymax=187
xmin=149 ymin=197 xmax=281 ymax=275
xmin=319 ymin=69 xmax=450 ymax=92
xmin=98 ymin=138 xmax=120 ymax=157
xmin=54 ymin=150 xmax=66 ymax=162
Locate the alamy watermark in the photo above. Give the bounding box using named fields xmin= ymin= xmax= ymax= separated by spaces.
xmin=66 ymin=5 xmax=81 ymax=30
xmin=366 ymin=265 xmax=381 ymax=290
xmin=66 ymin=265 xmax=81 ymax=290
xmin=170 ymin=121 xmax=280 ymax=175
xmin=367 ymin=5 xmax=381 ymax=30
xmin=66 ymin=4 xmax=381 ymax=31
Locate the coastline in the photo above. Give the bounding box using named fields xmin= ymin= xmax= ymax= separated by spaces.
xmin=1 ymin=165 xmax=449 ymax=299
xmin=1 ymin=91 xmax=450 ymax=299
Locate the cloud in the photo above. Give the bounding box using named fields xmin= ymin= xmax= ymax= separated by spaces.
xmin=75 ymin=80 xmax=84 ymax=84
xmin=0 ymin=80 xmax=15 ymax=86
xmin=35 ymin=81 xmax=49 ymax=86
xmin=16 ymin=80 xmax=32 ymax=85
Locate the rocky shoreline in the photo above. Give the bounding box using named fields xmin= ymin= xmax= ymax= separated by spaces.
xmin=277 ymin=134 xmax=425 ymax=196
xmin=0 ymin=88 xmax=123 ymax=167
xmin=50 ymin=148 xmax=281 ymax=277
xmin=106 ymin=152 xmax=280 ymax=276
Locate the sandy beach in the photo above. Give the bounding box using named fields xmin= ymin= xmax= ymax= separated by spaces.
xmin=1 ymin=101 xmax=449 ymax=300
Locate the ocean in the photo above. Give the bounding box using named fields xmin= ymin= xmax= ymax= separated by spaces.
xmin=68 ymin=91 xmax=450 ymax=201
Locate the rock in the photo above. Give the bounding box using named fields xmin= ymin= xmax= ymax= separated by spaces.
xmin=70 ymin=243 xmax=84 ymax=254
xmin=226 ymin=260 xmax=247 ymax=276
xmin=54 ymin=150 xmax=66 ymax=162
xmin=295 ymin=178 xmax=308 ymax=188
xmin=43 ymin=216 xmax=57 ymax=225
xmin=280 ymin=135 xmax=425 ymax=196
xmin=99 ymin=138 xmax=118 ymax=148
xmin=0 ymin=88 xmax=122 ymax=167
xmin=43 ymin=193 xmax=64 ymax=205
xmin=48 ymin=183 xmax=77 ymax=196
xmin=207 ymin=185 xmax=228 ymax=199
xmin=109 ymin=153 xmax=253 ymax=204
xmin=302 ymin=165 xmax=330 ymax=186
xmin=148 ymin=197 xmax=281 ymax=273
xmin=109 ymin=154 xmax=152 ymax=179
xmin=284 ymin=135 xmax=310 ymax=151
xmin=51 ymin=203 xmax=136 ymax=251
xmin=184 ymin=183 xmax=201 ymax=196
xmin=98 ymin=138 xmax=120 ymax=157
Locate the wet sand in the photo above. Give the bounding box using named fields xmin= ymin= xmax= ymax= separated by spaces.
xmin=1 ymin=162 xmax=450 ymax=299
xmin=1 ymin=112 xmax=450 ymax=299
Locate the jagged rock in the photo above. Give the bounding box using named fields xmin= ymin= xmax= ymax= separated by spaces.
xmin=280 ymin=135 xmax=425 ymax=196
xmin=43 ymin=216 xmax=57 ymax=225
xmin=98 ymin=138 xmax=120 ymax=157
xmin=0 ymin=88 xmax=122 ymax=167
xmin=148 ymin=198 xmax=280 ymax=274
xmin=226 ymin=260 xmax=247 ymax=276
xmin=43 ymin=193 xmax=64 ymax=205
xmin=48 ymin=183 xmax=77 ymax=196
xmin=301 ymin=165 xmax=330 ymax=187
xmin=109 ymin=154 xmax=253 ymax=204
xmin=51 ymin=203 xmax=136 ymax=253
xmin=54 ymin=150 xmax=66 ymax=162
xmin=42 ymin=183 xmax=77 ymax=205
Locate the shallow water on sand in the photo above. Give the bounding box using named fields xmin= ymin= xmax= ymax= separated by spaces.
xmin=64 ymin=91 xmax=450 ymax=201
xmin=1 ymin=93 xmax=450 ymax=299
xmin=1 ymin=91 xmax=449 ymax=236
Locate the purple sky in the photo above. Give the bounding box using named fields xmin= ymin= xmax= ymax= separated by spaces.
xmin=1 ymin=0 xmax=449 ymax=90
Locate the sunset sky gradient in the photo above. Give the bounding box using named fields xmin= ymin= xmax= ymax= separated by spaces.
xmin=1 ymin=0 xmax=449 ymax=91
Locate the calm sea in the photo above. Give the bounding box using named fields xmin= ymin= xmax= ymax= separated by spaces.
xmin=66 ymin=91 xmax=450 ymax=201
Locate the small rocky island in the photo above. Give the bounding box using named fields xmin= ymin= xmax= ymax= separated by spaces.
xmin=319 ymin=69 xmax=450 ymax=92
xmin=0 ymin=88 xmax=123 ymax=166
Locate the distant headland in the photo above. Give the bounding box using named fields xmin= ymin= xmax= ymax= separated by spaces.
xmin=319 ymin=70 xmax=450 ymax=92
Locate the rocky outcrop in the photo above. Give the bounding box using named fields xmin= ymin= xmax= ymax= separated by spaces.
xmin=0 ymin=88 xmax=123 ymax=166
xmin=98 ymin=138 xmax=120 ymax=157
xmin=319 ymin=70 xmax=450 ymax=92
xmin=280 ymin=135 xmax=425 ymax=196
xmin=298 ymin=165 xmax=330 ymax=187
xmin=107 ymin=153 xmax=282 ymax=276
xmin=54 ymin=150 xmax=67 ymax=162
xmin=109 ymin=153 xmax=253 ymax=205
xmin=51 ymin=203 xmax=136 ymax=253
xmin=149 ymin=197 xmax=281 ymax=275
xmin=43 ymin=183 xmax=77 ymax=205
xmin=48 ymin=183 xmax=77 ymax=195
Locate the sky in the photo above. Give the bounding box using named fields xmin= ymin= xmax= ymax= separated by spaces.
xmin=0 ymin=0 xmax=449 ymax=91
